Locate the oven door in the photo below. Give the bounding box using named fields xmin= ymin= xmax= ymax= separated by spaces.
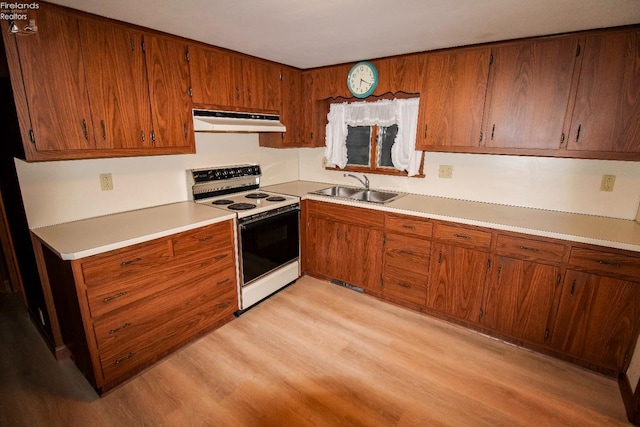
xmin=239 ymin=207 xmax=300 ymax=285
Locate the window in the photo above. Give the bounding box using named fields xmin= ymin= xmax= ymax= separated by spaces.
xmin=325 ymin=97 xmax=424 ymax=176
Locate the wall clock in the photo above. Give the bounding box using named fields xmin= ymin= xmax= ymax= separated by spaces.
xmin=347 ymin=61 xmax=378 ymax=98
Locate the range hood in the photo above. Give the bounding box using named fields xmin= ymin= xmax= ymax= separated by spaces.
xmin=193 ymin=109 xmax=286 ymax=133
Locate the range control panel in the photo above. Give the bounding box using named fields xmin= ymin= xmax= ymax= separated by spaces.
xmin=190 ymin=164 xmax=261 ymax=183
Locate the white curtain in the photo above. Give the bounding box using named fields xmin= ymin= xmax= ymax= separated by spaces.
xmin=324 ymin=98 xmax=423 ymax=176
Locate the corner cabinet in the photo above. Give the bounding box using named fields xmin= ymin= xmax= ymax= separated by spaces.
xmin=2 ymin=3 xmax=194 ymax=161
xmin=35 ymin=220 xmax=238 ymax=394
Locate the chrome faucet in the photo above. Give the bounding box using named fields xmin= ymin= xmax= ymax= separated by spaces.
xmin=344 ymin=173 xmax=369 ymax=190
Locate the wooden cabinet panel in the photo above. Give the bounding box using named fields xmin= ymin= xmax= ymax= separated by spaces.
xmin=552 ymin=270 xmax=640 ymax=371
xmin=306 ymin=200 xmax=385 ymax=228
xmin=242 ymin=59 xmax=281 ymax=112
xmin=79 ymin=20 xmax=152 ymax=150
xmin=416 ymin=47 xmax=491 ymax=149
xmin=385 ymin=214 xmax=432 ymax=238
xmin=345 ymin=224 xmax=384 ymax=293
xmin=260 ymin=67 xmax=304 ymax=147
xmin=144 ymin=35 xmax=194 ymax=149
xmin=495 ymin=234 xmax=567 ymax=263
xmin=306 ymin=215 xmax=342 ymax=280
xmin=568 ymin=246 xmax=640 ymax=282
xmin=482 ymin=256 xmax=560 ymax=345
xmin=433 ymin=223 xmax=492 ymax=249
xmin=311 ymin=65 xmax=351 ymax=100
xmin=189 ymin=45 xmax=239 ymax=107
xmin=484 ymin=37 xmax=579 ymax=150
xmin=382 ymin=234 xmax=430 ymax=306
xmin=567 ymin=29 xmax=640 ymax=154
xmin=93 ymin=265 xmax=235 ymax=353
xmin=372 ymin=55 xmax=427 ymax=95
xmin=172 ymin=221 xmax=234 ymax=256
xmin=12 ymin=7 xmax=96 ymax=152
xmin=426 ymin=242 xmax=489 ymax=323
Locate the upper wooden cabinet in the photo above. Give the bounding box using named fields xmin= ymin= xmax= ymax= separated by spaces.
xmin=415 ymin=47 xmax=491 ymax=150
xmin=144 ymin=35 xmax=193 ymax=149
xmin=2 ymin=3 xmax=195 ymax=161
xmin=482 ymin=36 xmax=580 ymax=150
xmin=79 ymin=19 xmax=153 ymax=150
xmin=5 ymin=7 xmax=96 ymax=154
xmin=189 ymin=45 xmax=280 ymax=112
xmin=566 ymin=28 xmax=640 ymax=155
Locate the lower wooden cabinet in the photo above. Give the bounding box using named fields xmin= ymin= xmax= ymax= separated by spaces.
xmin=306 ymin=201 xmax=384 ymax=292
xmin=303 ymin=200 xmax=640 ymax=377
xmin=37 ymin=220 xmax=238 ymax=393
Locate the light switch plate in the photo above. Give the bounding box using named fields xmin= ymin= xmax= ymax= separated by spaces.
xmin=100 ymin=173 xmax=113 ymax=191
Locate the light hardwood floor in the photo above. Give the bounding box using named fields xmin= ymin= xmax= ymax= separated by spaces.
xmin=0 ymin=276 xmax=631 ymax=426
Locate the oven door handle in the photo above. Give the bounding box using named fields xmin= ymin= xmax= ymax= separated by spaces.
xmin=239 ymin=207 xmax=299 ymax=228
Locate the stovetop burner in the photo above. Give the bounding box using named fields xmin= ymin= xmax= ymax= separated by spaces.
xmin=228 ymin=202 xmax=257 ymax=211
xmin=266 ymin=196 xmax=286 ymax=202
xmin=245 ymin=192 xmax=269 ymax=199
xmin=211 ymin=199 xmax=234 ymax=205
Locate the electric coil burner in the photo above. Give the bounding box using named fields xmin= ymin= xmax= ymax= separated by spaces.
xmin=187 ymin=164 xmax=300 ymax=312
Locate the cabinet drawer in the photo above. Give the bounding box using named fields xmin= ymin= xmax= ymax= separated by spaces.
xmin=172 ymin=221 xmax=234 ymax=256
xmin=99 ymin=286 xmax=237 ymax=384
xmin=384 ymin=234 xmax=431 ymax=275
xmin=568 ymin=247 xmax=640 ymax=281
xmin=93 ymin=265 xmax=237 ymax=353
xmin=383 ymin=265 xmax=428 ymax=306
xmin=385 ymin=214 xmax=432 ymax=238
xmin=307 ymin=201 xmax=384 ymax=228
xmin=433 ymin=223 xmax=492 ymax=249
xmin=86 ymin=249 xmax=234 ymax=318
xmin=496 ymin=234 xmax=566 ymax=263
xmin=81 ymin=240 xmax=173 ymax=287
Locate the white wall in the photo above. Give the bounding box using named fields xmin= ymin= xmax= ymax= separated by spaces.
xmin=16 ymin=133 xmax=299 ymax=228
xmin=299 ymin=147 xmax=640 ymax=220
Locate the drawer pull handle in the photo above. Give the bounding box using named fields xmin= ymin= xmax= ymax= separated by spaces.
xmin=402 ymin=225 xmax=416 ymax=230
xmin=519 ymin=246 xmax=540 ymax=253
xmin=214 ymin=254 xmax=227 ymax=261
xmin=103 ymin=292 xmax=127 ymax=303
xmin=114 ymin=352 xmax=135 ymax=366
xmin=109 ymin=322 xmax=131 ymax=335
xmin=397 ymin=282 xmax=411 ymax=289
xmin=217 ymin=301 xmax=232 ymax=309
xmin=121 ymin=257 xmax=142 ymax=267
xmin=216 ymin=278 xmax=230 ymax=285
xmin=199 ymin=236 xmax=213 ymax=242
xmin=598 ymin=260 xmax=621 ymax=268
xmin=399 ymin=250 xmax=414 ymax=255
xmin=453 ymin=233 xmax=471 ymax=240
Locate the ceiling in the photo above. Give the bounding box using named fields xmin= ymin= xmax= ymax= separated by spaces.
xmin=49 ymin=0 xmax=640 ymax=69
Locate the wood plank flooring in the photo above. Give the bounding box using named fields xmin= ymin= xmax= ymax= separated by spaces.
xmin=0 ymin=276 xmax=631 ymax=426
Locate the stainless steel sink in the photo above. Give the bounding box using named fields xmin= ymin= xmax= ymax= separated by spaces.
xmin=313 ymin=186 xmax=404 ymax=204
xmin=313 ymin=186 xmax=362 ymax=197
xmin=350 ymin=190 xmax=403 ymax=204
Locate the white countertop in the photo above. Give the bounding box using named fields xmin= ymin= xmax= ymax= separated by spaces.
xmin=32 ymin=202 xmax=236 ymax=260
xmin=264 ymin=181 xmax=640 ymax=253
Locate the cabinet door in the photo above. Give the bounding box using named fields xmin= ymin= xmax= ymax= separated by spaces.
xmin=13 ymin=7 xmax=96 ymax=152
xmin=416 ymin=47 xmax=491 ymax=149
xmin=79 ymin=20 xmax=153 ymax=149
xmin=189 ymin=45 xmax=240 ymax=107
xmin=144 ymin=35 xmax=194 ymax=149
xmin=426 ymin=243 xmax=489 ymax=323
xmin=567 ymin=29 xmax=640 ymax=153
xmin=552 ymin=270 xmax=640 ymax=372
xmin=482 ymin=256 xmax=560 ymax=344
xmin=259 ymin=67 xmax=304 ymax=147
xmin=344 ymin=222 xmax=383 ymax=293
xmin=484 ymin=37 xmax=579 ymax=150
xmin=242 ymin=59 xmax=281 ymax=112
xmin=306 ymin=216 xmax=341 ymax=279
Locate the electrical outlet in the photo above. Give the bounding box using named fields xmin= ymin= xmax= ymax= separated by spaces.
xmin=100 ymin=173 xmax=113 ymax=191
xmin=439 ymin=165 xmax=453 ymax=179
xmin=600 ymin=174 xmax=616 ymax=192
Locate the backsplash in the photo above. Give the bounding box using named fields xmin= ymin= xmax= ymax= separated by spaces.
xmin=298 ymin=147 xmax=640 ymax=220
xmin=15 ymin=133 xmax=299 ymax=228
